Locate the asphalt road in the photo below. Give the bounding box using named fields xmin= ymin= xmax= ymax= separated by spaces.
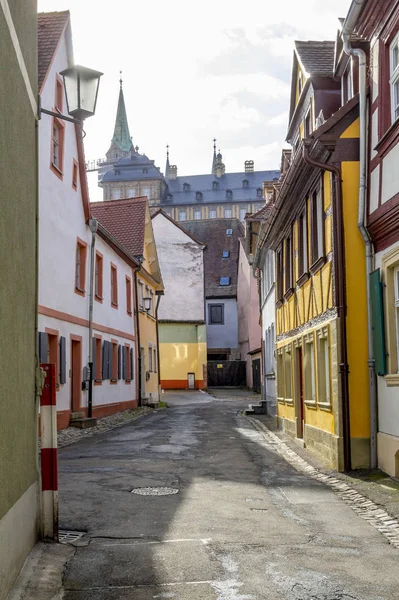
xmin=58 ymin=391 xmax=399 ymax=599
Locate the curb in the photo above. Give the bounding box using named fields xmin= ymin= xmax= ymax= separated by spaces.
xmin=244 ymin=414 xmax=399 ymax=550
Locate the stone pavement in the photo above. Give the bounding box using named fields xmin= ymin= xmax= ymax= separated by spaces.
xmin=9 ymin=390 xmax=399 ymax=599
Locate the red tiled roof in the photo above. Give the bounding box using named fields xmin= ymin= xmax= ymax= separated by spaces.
xmin=38 ymin=11 xmax=69 ymax=90
xmin=90 ymin=197 xmax=147 ymax=258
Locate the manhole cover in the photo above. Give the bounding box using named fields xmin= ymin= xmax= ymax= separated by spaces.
xmin=59 ymin=530 xmax=85 ymax=544
xmin=131 ymin=486 xmax=179 ymax=496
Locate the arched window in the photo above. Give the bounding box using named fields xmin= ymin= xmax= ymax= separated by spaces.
xmin=212 ymin=181 xmax=219 ymax=190
xmin=195 ymin=191 xmax=203 ymax=201
xmin=183 ymin=183 xmax=190 ymax=192
xmin=226 ymin=189 xmax=233 ymax=199
xmin=242 ymin=179 xmax=249 ymax=188
xmin=256 ymin=188 xmax=263 ymax=198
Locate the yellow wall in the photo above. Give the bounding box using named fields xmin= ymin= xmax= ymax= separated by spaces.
xmin=137 ymin=275 xmax=159 ymax=397
xmin=341 ymin=161 xmax=369 ymax=439
xmin=159 ymin=342 xmax=207 ymax=382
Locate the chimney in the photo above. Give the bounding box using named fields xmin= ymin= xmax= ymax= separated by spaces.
xmin=169 ymin=165 xmax=178 ymax=180
xmin=245 ymin=160 xmax=254 ymax=172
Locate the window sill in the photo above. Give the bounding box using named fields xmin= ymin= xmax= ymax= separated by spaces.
xmin=95 ymin=294 xmax=103 ymax=303
xmin=296 ymin=272 xmax=310 ymax=287
xmin=284 ymin=287 xmax=294 ymax=301
xmin=94 ymin=380 xmax=102 ymax=386
xmin=111 ymin=302 xmax=118 ymax=309
xmin=374 ymin=117 xmax=399 ymax=156
xmin=309 ymin=256 xmax=326 ymax=275
xmin=285 ymin=399 xmax=294 ymax=406
xmin=50 ymin=162 xmax=64 ymax=181
xmin=265 ymin=372 xmax=275 ymax=380
xmin=72 ymin=182 xmax=77 ymax=191
xmin=125 ymin=379 xmax=132 ymax=384
xmin=75 ymin=287 xmax=85 ymax=297
xmin=277 ymin=397 xmax=285 ymax=404
xmin=127 ymin=310 xmax=133 ymax=316
xmin=304 ymin=399 xmax=317 ymax=408
xmin=385 ymin=374 xmax=399 ymax=387
xmin=110 ymin=378 xmax=118 ymax=385
xmin=318 ymin=401 xmax=332 ymax=411
xmin=276 ymin=298 xmax=284 ymax=309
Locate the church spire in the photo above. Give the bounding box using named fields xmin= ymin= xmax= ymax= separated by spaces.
xmin=111 ymin=72 xmax=134 ymax=153
xmin=212 ymin=138 xmax=217 ymax=175
xmin=165 ymin=144 xmax=170 ymax=178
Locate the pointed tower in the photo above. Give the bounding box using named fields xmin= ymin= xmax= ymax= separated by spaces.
xmin=212 ymin=138 xmax=217 ymax=175
xmin=106 ymin=73 xmax=134 ymax=162
xmin=165 ymin=144 xmax=170 ymax=178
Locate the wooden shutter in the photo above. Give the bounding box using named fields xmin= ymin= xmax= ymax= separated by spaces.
xmin=118 ymin=345 xmax=122 ymax=379
xmin=130 ymin=347 xmax=134 ymax=380
xmin=122 ymin=346 xmax=126 ymax=380
xmin=38 ymin=332 xmax=49 ymax=363
xmin=370 ymin=269 xmax=387 ymax=376
xmin=109 ymin=341 xmax=113 ymax=380
xmin=92 ymin=338 xmax=97 ymax=381
xmin=102 ymin=341 xmax=107 ymax=380
xmin=59 ymin=336 xmax=66 ymax=384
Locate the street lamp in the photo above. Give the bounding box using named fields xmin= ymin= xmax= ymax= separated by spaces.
xmin=39 ymin=64 xmax=103 ymax=124
xmin=143 ymin=297 xmax=152 ymax=313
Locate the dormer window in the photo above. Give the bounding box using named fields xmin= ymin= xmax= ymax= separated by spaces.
xmin=195 ymin=191 xmax=203 ymax=201
xmin=222 ymin=251 xmax=230 ymax=258
xmin=256 ymin=188 xmax=263 ymax=198
xmin=242 ymin=179 xmax=249 ymax=188
xmin=212 ymin=181 xmax=219 ymax=190
xmin=226 ymin=228 xmax=232 ymax=236
xmin=143 ymin=168 xmax=148 ymax=174
xmin=114 ymin=169 xmax=120 ymax=175
xmin=226 ymin=189 xmax=233 ymax=199
xmin=219 ymin=277 xmax=230 ymax=286
xmin=183 ymin=183 xmax=190 ymax=192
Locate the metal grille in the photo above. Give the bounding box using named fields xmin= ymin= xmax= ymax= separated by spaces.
xmin=59 ymin=530 xmax=86 ymax=544
xmin=131 ymin=486 xmax=179 ymax=496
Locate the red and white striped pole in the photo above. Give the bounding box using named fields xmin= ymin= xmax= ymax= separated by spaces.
xmin=40 ymin=363 xmax=59 ymax=540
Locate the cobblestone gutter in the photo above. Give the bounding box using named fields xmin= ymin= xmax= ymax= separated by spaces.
xmin=246 ymin=415 xmax=399 ymax=550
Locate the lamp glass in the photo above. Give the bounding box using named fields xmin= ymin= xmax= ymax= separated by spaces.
xmin=143 ymin=297 xmax=152 ymax=312
xmin=60 ymin=65 xmax=103 ymax=121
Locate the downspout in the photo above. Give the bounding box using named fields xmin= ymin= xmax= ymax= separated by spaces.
xmin=87 ymin=217 xmax=98 ymax=419
xmin=302 ymin=143 xmax=351 ymax=471
xmin=134 ymin=271 xmax=142 ymax=407
xmin=155 ymin=294 xmax=161 ymax=398
xmin=343 ymin=16 xmax=377 ymax=469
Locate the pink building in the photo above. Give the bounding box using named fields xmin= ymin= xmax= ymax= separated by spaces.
xmin=237 ymin=239 xmax=262 ymax=391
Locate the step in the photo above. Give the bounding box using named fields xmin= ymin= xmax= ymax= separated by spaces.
xmin=70 ymin=412 xmax=85 ymax=420
xmin=69 ymin=417 xmax=97 ymax=429
xmin=147 ymin=401 xmax=159 ymax=409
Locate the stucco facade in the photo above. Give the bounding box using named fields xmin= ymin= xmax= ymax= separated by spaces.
xmin=0 ymin=2 xmax=39 ymax=597
xmin=206 ymin=298 xmax=239 ymax=354
xmin=237 ymin=240 xmax=262 ymax=389
xmin=38 ymin=14 xmax=138 ymax=429
xmin=152 ymin=211 xmax=207 ymax=389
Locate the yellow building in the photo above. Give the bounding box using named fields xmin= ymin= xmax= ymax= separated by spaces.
xmin=91 ymin=197 xmax=164 ymax=403
xmin=254 ymin=39 xmax=370 ymax=470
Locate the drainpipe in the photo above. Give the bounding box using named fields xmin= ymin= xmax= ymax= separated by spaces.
xmin=302 ymin=143 xmax=351 ymax=471
xmin=155 ymin=294 xmax=161 ymax=398
xmin=342 ymin=7 xmax=377 ymax=469
xmin=87 ymin=217 xmax=98 ymax=419
xmin=134 ymin=271 xmax=142 ymax=407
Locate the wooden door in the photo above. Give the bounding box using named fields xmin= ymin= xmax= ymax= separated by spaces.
xmin=71 ymin=339 xmax=82 ymax=412
xmin=188 ymin=373 xmax=195 ymax=389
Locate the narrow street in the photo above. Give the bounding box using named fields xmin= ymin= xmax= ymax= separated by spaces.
xmin=57 ymin=392 xmax=399 ymax=600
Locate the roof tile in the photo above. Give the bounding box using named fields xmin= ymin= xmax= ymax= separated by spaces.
xmin=294 ymin=41 xmax=335 ymax=77
xmin=38 ymin=11 xmax=70 ymax=89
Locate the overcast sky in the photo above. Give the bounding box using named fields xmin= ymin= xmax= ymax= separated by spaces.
xmin=38 ymin=0 xmax=352 ymax=201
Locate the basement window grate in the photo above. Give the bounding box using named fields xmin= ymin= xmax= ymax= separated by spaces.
xmin=58 ymin=530 xmax=86 ymax=544
xmin=131 ymin=486 xmax=179 ymax=496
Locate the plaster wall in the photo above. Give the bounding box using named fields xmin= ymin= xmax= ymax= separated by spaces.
xmin=152 ymin=213 xmax=205 ymax=321
xmin=206 ymin=298 xmax=238 ymax=350
xmin=381 ymin=143 xmax=399 ymax=205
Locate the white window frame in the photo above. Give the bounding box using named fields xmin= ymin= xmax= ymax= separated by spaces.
xmin=390 ymin=33 xmax=399 ymax=123
xmin=239 ymin=208 xmax=247 ymax=221
xmin=179 ymin=210 xmax=187 ymax=222
xmin=209 ymin=208 xmax=217 ymax=219
xmin=194 ymin=209 xmax=201 ymax=220
xmin=52 ymin=123 xmax=60 ymax=168
xmin=143 ymin=187 xmax=150 ymax=200
xmin=224 ymin=207 xmax=232 ymax=218
xmin=284 ymin=344 xmax=293 ymax=402
xmin=304 ymin=335 xmax=316 ymax=404
xmin=316 ymin=327 xmax=331 ymax=406
xmin=112 ymin=188 xmax=121 ymax=200
xmin=128 ymin=187 xmax=136 ymax=197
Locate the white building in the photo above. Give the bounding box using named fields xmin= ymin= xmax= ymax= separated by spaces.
xmin=38 ymin=11 xmax=138 ymax=429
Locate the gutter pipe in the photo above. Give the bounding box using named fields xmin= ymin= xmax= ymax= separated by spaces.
xmin=302 ymin=144 xmax=351 ymax=471
xmin=88 ymin=217 xmax=98 ymax=419
xmin=342 ymin=0 xmax=377 ymax=469
xmin=134 ymin=270 xmax=143 ymax=407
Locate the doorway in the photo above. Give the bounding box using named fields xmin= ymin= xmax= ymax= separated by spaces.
xmin=295 ymin=346 xmax=304 ymax=439
xmin=70 ymin=336 xmax=82 ymax=413
xmin=140 ymin=346 xmax=146 ymax=399
xmin=188 ymin=373 xmax=195 ymax=389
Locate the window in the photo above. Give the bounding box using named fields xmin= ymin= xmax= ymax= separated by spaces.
xmin=292 ymin=134 xmax=300 ymax=156
xmin=143 ymin=168 xmax=148 ymax=174
xmin=72 ymin=159 xmax=78 ymax=190
xmin=298 ymin=209 xmax=308 ymax=277
xmin=51 ymin=120 xmax=64 ymax=172
xmin=263 ymin=249 xmax=275 ymax=299
xmin=224 ymin=207 xmax=232 ymax=218
xmin=94 ymin=337 xmax=102 ymax=381
xmin=138 ymin=280 xmax=143 ymax=309
xmin=222 ymin=250 xmax=230 ymax=258
xmin=226 ymin=228 xmax=232 ymax=236
xmin=143 ymin=187 xmax=150 ymax=200
xmin=212 ymin=181 xmax=219 ymax=190
xmin=242 ymin=179 xmax=249 ymax=188
xmin=194 ymin=209 xmax=201 ymax=220
xmin=390 ymin=34 xmax=399 ymax=122
xmin=150 ymin=289 xmax=154 ymax=317
xmin=126 ymin=276 xmax=132 ymax=314
xmin=317 ymin=328 xmax=331 ymax=405
xmin=153 ymin=348 xmax=157 ymax=373
xmin=125 ymin=345 xmax=132 ymax=381
xmin=285 ymin=234 xmax=292 ymax=292
xmin=128 ymin=187 xmax=136 ymax=197
xmin=219 ymin=276 xmax=230 ymax=286
xmin=111 ymin=341 xmax=118 ymax=382
xmin=47 ymin=330 xmax=59 ymax=386
xmin=240 ymin=208 xmax=247 ymax=221
xmin=284 ymin=345 xmax=292 ymax=401
xmin=209 ymin=209 xmax=217 ymax=218
xmin=112 ymin=188 xmax=121 ymax=200
xmin=183 ymin=183 xmax=190 ymax=192
xmin=196 ymin=191 xmax=203 ymax=201
xmin=304 ymin=335 xmax=316 ymax=402
xmin=226 ymin=190 xmax=233 ymax=199
xmin=304 ymin=109 xmax=312 ymax=137
xmin=148 ymin=344 xmax=153 ymax=372
xmin=55 ymin=76 xmax=63 ymax=112
xmin=395 ymin=267 xmax=399 ymax=372
xmin=276 ymin=246 xmax=283 ymax=299
xmin=298 ymin=73 xmax=303 ymax=97
xmin=277 ymin=349 xmax=284 ymax=401
xmin=256 ymin=188 xmax=263 ymax=198
xmin=342 ymin=59 xmax=353 ymax=105
xmin=95 ymin=251 xmax=103 ymax=300
xmin=311 ymin=187 xmax=324 ymax=264
xmin=75 ymin=240 xmax=87 ymax=294
xmin=111 ymin=264 xmax=118 ymax=306
xmin=179 ymin=210 xmax=186 ymax=221
xmin=209 ymin=304 xmax=224 ymax=324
